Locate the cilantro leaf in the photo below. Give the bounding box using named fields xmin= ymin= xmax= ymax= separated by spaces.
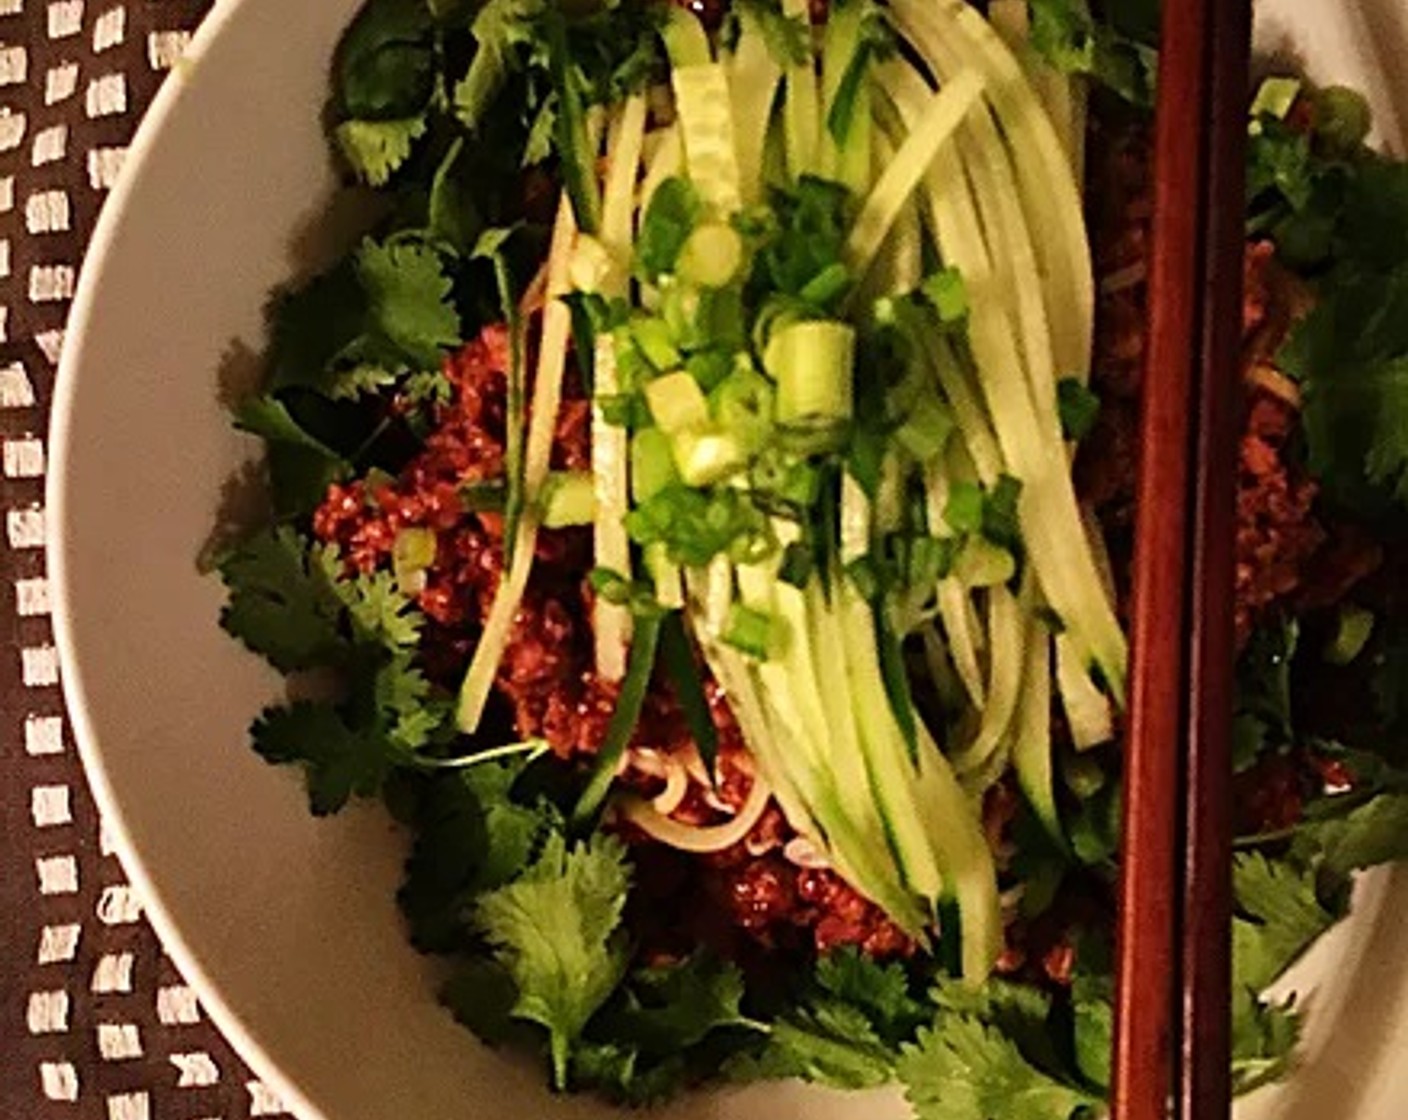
xmin=929 ymin=976 xmax=1057 ymax=1072
xmin=474 ymin=832 xmax=633 ymax=1089
xmin=267 ymin=261 xmax=373 ymax=393
xmin=1056 ymin=378 xmax=1101 ymax=442
xmin=400 ymin=760 xmax=558 ymax=952
xmin=428 ymin=139 xmax=487 ymax=256
xmin=334 ymin=0 xmax=436 ymax=120
xmin=442 ymin=957 xmax=531 ymax=1047
xmin=334 ymin=116 xmax=428 ymax=187
xmin=338 ymin=568 xmax=423 ymax=648
xmin=569 ymin=1042 xmax=692 ymax=1105
xmin=217 ymin=526 xmax=346 ymax=672
xmin=356 ymin=237 xmax=462 ymax=368
xmin=251 ymin=700 xmax=405 ymax=815
xmin=603 ymin=951 xmax=758 ymax=1056
xmin=727 ymin=1000 xmax=897 ymax=1089
xmin=1232 ymin=989 xmax=1302 ymax=1096
xmin=1027 ymin=0 xmax=1157 ymax=107
xmin=373 ymin=652 xmax=448 ymax=751
xmin=899 ymin=1016 xmax=1095 ymax=1120
xmin=1071 ymin=975 xmax=1113 ymax=1091
xmin=232 ymin=395 xmax=351 ymax=517
xmin=1232 ymin=852 xmax=1342 ymax=993
xmin=1291 ymin=792 xmax=1408 ymax=879
xmin=455 ymin=0 xmax=544 ymax=131
xmin=814 ymin=948 xmax=928 ymax=1042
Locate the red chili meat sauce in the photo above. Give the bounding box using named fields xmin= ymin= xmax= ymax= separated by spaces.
xmin=312 ymin=321 xmax=916 ymax=962
xmin=1080 ymin=121 xmax=1377 ymax=645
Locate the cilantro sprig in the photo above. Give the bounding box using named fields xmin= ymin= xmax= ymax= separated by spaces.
xmin=217 ymin=525 xmax=451 ymax=814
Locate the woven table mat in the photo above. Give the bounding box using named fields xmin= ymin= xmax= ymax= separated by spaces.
xmin=0 ymin=4 xmax=294 ymax=1118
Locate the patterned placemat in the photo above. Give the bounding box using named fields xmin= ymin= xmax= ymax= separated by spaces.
xmin=0 ymin=4 xmax=296 ymax=1118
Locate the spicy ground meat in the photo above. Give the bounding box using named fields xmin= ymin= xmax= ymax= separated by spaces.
xmin=311 ymin=319 xmax=914 ymax=961
xmin=1080 ymin=118 xmax=1375 ymax=646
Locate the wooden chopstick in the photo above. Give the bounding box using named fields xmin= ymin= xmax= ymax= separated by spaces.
xmin=1111 ymin=0 xmax=1253 ymax=1116
xmin=1179 ymin=0 xmax=1252 ymax=1112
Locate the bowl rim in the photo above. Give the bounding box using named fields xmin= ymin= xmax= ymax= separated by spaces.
xmin=40 ymin=3 xmax=1408 ymax=1119
xmin=45 ymin=1 xmax=328 ymax=1116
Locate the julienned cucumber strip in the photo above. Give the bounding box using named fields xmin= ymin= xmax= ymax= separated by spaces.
xmin=877 ymin=70 xmax=1127 ymax=706
xmin=893 ymin=0 xmax=1094 ymax=386
xmin=780 ymin=0 xmax=821 ymax=179
xmin=949 ymin=582 xmax=1023 ymax=777
xmin=741 ymin=547 xmax=932 ymax=925
xmin=844 ymin=68 xmax=982 ymax=281
xmin=672 ymin=63 xmax=745 ymax=214
xmin=458 ymin=196 xmax=577 ymax=733
xmin=690 ymin=570 xmax=927 ymax=935
xmin=936 ymin=578 xmax=987 ymax=708
xmin=1058 ymin=631 xmax=1116 ymax=749
xmin=836 ymin=580 xmax=946 ymax=902
xmin=591 ymin=96 xmax=648 ymax=683
xmin=820 ymin=0 xmax=873 ymax=196
xmin=726 ymin=9 xmax=784 ymax=207
xmin=1012 ymin=606 xmax=1062 ymax=841
xmin=912 ymin=718 xmax=1003 ymax=979
xmin=987 ymin=0 xmax=1087 ymax=181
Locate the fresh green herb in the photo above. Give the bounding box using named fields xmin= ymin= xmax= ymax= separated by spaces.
xmin=898 ymin=1016 xmax=1096 ymax=1120
xmin=600 ymin=950 xmax=760 ymax=1055
xmin=1056 ymin=378 xmax=1100 ymax=441
xmin=475 ymin=832 xmax=634 ymax=1089
xmin=217 ymin=526 xmax=348 ymax=672
xmin=572 ymin=610 xmax=666 ymax=825
xmin=1026 ymin=0 xmax=1158 ymax=107
xmin=399 ymin=757 xmax=560 ymax=951
xmin=356 ymin=237 xmax=462 ymax=368
xmin=920 ymin=266 xmax=969 ymax=324
xmin=251 ymin=700 xmax=408 ymax=816
xmin=759 ymin=176 xmax=854 ymax=301
xmin=336 ymin=116 xmax=430 ymax=187
xmin=636 ymin=177 xmax=703 ymax=281
xmin=232 ymin=396 xmax=351 ymax=516
xmin=731 ymin=1001 xmax=899 ymax=1089
xmin=625 ymin=485 xmax=773 ymax=567
xmin=981 ymin=474 xmax=1025 ymax=556
xmin=1232 ymin=852 xmax=1343 ymax=994
xmin=658 ymin=612 xmax=721 ymax=778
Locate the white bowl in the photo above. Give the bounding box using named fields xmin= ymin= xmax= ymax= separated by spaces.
xmin=45 ymin=1 xmax=1408 ymax=1117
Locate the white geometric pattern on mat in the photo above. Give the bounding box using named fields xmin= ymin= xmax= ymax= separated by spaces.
xmin=0 ymin=3 xmax=292 ymax=1117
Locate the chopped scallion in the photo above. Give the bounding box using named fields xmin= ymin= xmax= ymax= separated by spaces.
xmin=778 ymin=540 xmax=815 ymax=588
xmin=672 ymin=427 xmax=748 ymax=486
xmin=1057 ymin=377 xmax=1101 ymax=441
xmin=722 ymin=603 xmax=784 ymax=659
xmin=765 ymin=319 xmax=856 ymax=431
xmin=644 ymin=370 xmax=710 ymax=434
xmin=631 ymin=427 xmax=679 ymax=502
xmin=920 ymin=266 xmax=969 ymax=323
xmin=659 ymin=611 xmax=720 ymax=778
xmin=572 ymin=609 xmax=666 ymax=827
xmin=1325 ymin=605 xmax=1375 ymax=666
xmin=541 ymin=470 xmax=597 ymax=528
xmin=632 ymin=315 xmax=683 ymax=372
xmin=676 ymin=222 xmax=745 ymax=288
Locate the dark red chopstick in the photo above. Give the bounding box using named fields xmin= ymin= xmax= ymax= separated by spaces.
xmin=1111 ymin=0 xmax=1253 ymax=1116
xmin=1179 ymin=0 xmax=1251 ymax=1112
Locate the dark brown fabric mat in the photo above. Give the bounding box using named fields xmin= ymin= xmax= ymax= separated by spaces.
xmin=1 ymin=5 xmax=294 ymax=1117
